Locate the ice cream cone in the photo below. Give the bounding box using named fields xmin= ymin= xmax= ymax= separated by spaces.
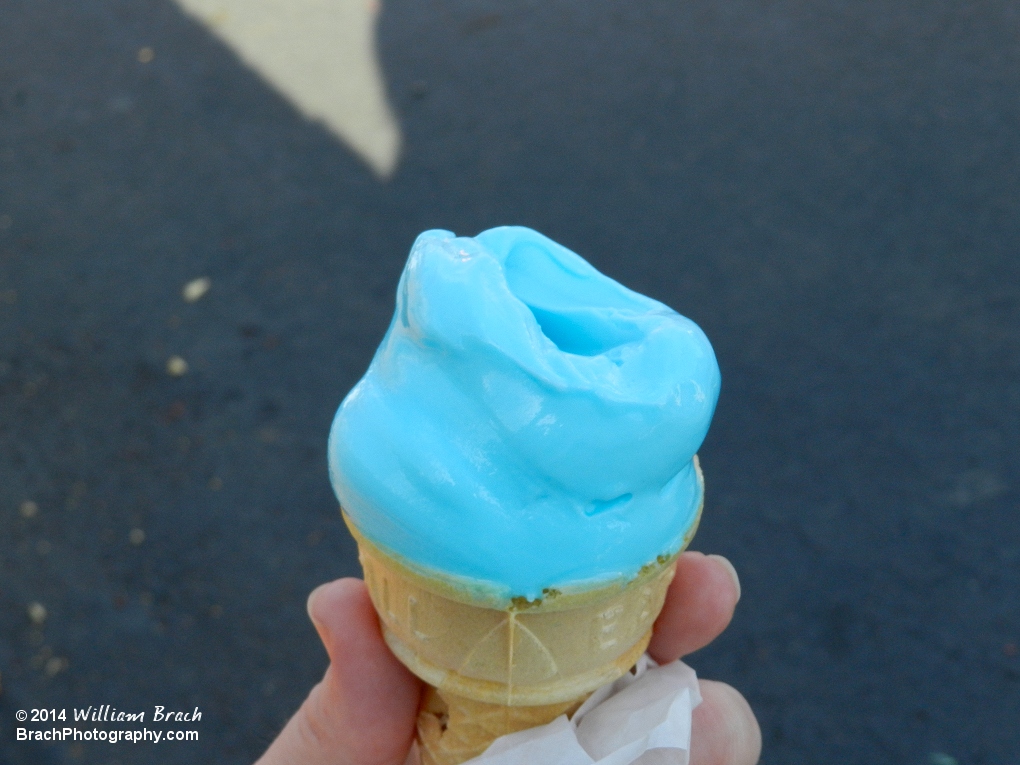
xmin=344 ymin=458 xmax=703 ymax=765
xmin=415 ymin=688 xmax=584 ymax=765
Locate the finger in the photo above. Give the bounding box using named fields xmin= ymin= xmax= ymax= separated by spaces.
xmin=648 ymin=552 xmax=741 ymax=663
xmin=690 ymin=680 xmax=762 ymax=765
xmin=255 ymin=578 xmax=423 ymax=765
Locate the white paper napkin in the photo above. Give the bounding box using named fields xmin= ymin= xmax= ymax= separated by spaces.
xmin=463 ymin=657 xmax=701 ymax=765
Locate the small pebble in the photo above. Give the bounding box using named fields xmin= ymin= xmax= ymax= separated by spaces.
xmin=182 ymin=277 xmax=211 ymax=303
xmin=0 ymin=214 xmax=11 ymax=230
xmin=137 ymin=47 xmax=155 ymax=63
xmin=19 ymin=500 xmax=38 ymax=518
xmin=44 ymin=657 xmax=69 ymax=677
xmin=166 ymin=356 xmax=189 ymax=377
xmin=129 ymin=528 xmax=146 ymax=546
xmin=27 ymin=602 xmax=47 ymax=625
xmin=930 ymin=754 xmax=958 ymax=765
xmin=208 ymin=476 xmax=223 ymax=491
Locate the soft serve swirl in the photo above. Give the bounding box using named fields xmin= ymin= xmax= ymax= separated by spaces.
xmin=329 ymin=227 xmax=720 ymax=600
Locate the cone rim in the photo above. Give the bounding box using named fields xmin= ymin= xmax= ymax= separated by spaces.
xmin=343 ymin=455 xmax=703 ymax=611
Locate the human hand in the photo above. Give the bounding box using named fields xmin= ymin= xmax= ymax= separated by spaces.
xmin=255 ymin=552 xmax=761 ymax=765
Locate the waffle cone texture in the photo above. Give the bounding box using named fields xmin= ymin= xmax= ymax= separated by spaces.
xmin=345 ymin=457 xmax=703 ymax=764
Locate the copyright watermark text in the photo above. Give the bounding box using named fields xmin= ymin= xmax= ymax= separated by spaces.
xmin=17 ymin=727 xmax=197 ymax=743
xmin=12 ymin=705 xmax=201 ymax=745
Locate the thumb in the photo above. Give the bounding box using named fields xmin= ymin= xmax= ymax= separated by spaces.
xmin=255 ymin=578 xmax=423 ymax=765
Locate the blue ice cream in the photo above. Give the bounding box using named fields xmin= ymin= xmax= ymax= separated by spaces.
xmin=329 ymin=227 xmax=720 ymax=601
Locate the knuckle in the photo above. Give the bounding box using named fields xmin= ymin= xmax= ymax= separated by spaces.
xmin=296 ymin=682 xmax=339 ymax=755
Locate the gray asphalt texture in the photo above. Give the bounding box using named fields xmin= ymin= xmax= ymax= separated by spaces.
xmin=2 ymin=1 xmax=1019 ymax=763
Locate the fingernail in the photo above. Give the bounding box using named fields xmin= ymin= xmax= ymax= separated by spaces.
xmin=306 ymin=584 xmax=328 ymax=629
xmin=707 ymin=554 xmax=741 ymax=603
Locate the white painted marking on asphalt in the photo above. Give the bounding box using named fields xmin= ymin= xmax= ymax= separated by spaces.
xmin=173 ymin=0 xmax=402 ymax=178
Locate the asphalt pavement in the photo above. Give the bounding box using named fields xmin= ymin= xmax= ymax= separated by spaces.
xmin=1 ymin=1 xmax=1018 ymax=763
